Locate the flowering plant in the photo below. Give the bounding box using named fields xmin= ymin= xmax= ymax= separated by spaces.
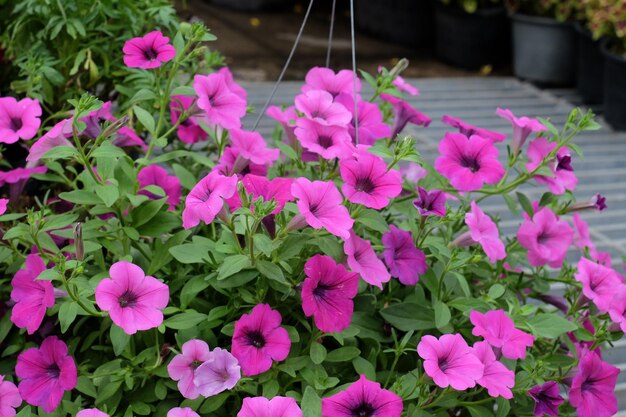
xmin=580 ymin=0 xmax=626 ymax=54
xmin=0 ymin=22 xmax=621 ymax=417
xmin=437 ymin=0 xmax=502 ymax=13
xmin=506 ymin=0 xmax=579 ymax=21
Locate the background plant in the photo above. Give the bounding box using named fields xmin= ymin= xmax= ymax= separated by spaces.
xmin=438 ymin=0 xmax=502 ymax=13
xmin=506 ymin=0 xmax=579 ymax=21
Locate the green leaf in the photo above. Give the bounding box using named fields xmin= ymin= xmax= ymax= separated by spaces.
xmin=217 ymin=255 xmax=251 ymax=280
xmin=433 ymin=301 xmax=451 ymax=329
xmin=352 ymin=357 xmax=376 ymax=380
xmin=76 ymin=376 xmax=98 ymax=398
xmin=516 ymin=192 xmax=534 ymax=216
xmin=325 ymin=347 xmax=360 ymax=362
xmin=495 ymin=397 xmax=510 ymax=417
xmin=380 ymin=303 xmax=435 ymax=331
xmin=41 ymin=213 xmax=78 ymax=232
xmin=110 ymin=324 xmax=130 ymax=355
xmin=130 ymin=88 xmax=157 ymax=103
xmin=133 ymin=106 xmax=155 ymax=133
xmin=59 ymin=190 xmax=103 ymax=205
xmin=488 ymin=284 xmax=505 ymax=299
xmin=132 ymin=198 xmax=166 ymax=228
xmin=42 ymin=145 xmax=79 ymax=160
xmin=276 ymin=142 xmax=298 ymax=160
xmin=95 ymin=184 xmax=119 ymax=207
xmin=91 ymin=142 xmax=126 ymax=158
xmin=355 ymin=209 xmax=389 ymax=233
xmin=256 ymin=260 xmax=286 ymax=284
xmin=180 ymin=276 xmax=211 ymax=308
xmin=169 ymin=243 xmax=212 ymax=264
xmin=59 ymin=301 xmax=78 ymax=333
xmin=170 ymin=85 xmax=196 ymax=96
xmin=310 ymin=342 xmax=327 ymax=365
xmin=301 ymin=386 xmax=322 ymax=417
xmin=526 ymin=313 xmax=577 ymax=338
xmin=164 ymin=311 xmax=207 ymax=330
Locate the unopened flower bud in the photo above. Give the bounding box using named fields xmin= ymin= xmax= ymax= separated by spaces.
xmin=73 ymin=223 xmax=84 ymax=261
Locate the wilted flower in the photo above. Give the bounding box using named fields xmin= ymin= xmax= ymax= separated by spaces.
xmin=528 ymin=381 xmax=564 ymax=417
xmin=380 ymin=94 xmax=431 ymax=138
xmin=170 ymin=95 xmax=208 ymax=144
xmin=461 ymin=201 xmax=506 ymax=263
xmin=138 ymin=165 xmax=182 ymax=210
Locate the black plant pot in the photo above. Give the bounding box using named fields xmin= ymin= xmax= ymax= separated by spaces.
xmin=434 ymin=4 xmax=509 ymax=70
xmin=511 ymin=14 xmax=577 ymax=85
xmin=601 ymin=42 xmax=626 ymax=131
xmin=356 ymin=0 xmax=434 ymax=47
xmin=574 ymin=21 xmax=604 ymax=104
xmin=211 ymin=0 xmax=286 ymax=11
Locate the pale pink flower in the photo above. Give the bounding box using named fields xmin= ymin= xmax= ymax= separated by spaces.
xmin=238 ymin=396 xmax=302 ymax=417
xmin=0 ymin=375 xmax=21 ymax=417
xmin=344 ymin=230 xmax=391 ymax=289
xmin=194 ymin=348 xmax=241 ymax=397
xmin=0 ymin=97 xmax=42 ymax=143
xmin=294 ymin=118 xmax=354 ymax=160
xmin=462 ymin=201 xmax=506 ymax=263
xmin=496 ymin=108 xmax=546 ymax=153
xmin=182 ymin=172 xmax=238 ymax=229
xmin=471 ymin=342 xmax=514 ymax=399
xmin=10 ymin=254 xmax=54 ymax=335
xmin=77 ymin=409 xmax=109 ymax=417
xmin=470 ymin=309 xmax=534 ymax=360
xmin=294 ymin=90 xmax=351 ymax=126
xmin=167 ymin=339 xmax=211 ymax=399
xmin=167 ymin=408 xmax=200 ymax=417
xmin=194 ymin=73 xmax=247 ymax=130
xmin=302 ymin=67 xmax=361 ymax=98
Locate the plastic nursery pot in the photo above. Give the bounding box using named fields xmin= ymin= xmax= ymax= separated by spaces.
xmin=601 ymin=41 xmax=626 ymax=131
xmin=355 ymin=0 xmax=434 ymax=47
xmin=211 ymin=0 xmax=287 ymax=12
xmin=511 ymin=13 xmax=577 ymax=86
xmin=574 ymin=21 xmax=604 ymax=104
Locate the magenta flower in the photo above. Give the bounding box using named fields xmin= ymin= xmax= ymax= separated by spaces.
xmin=95 ymin=261 xmax=169 ymax=334
xmin=294 ymin=90 xmax=351 ymax=126
xmin=517 ymin=207 xmax=573 ymax=268
xmin=529 ymin=382 xmax=564 ymax=417
xmin=302 ymin=67 xmax=361 ymax=98
xmin=217 ymin=67 xmax=247 ymax=102
xmin=0 ymin=97 xmax=41 ymax=144
xmin=26 ymin=119 xmax=73 ymax=165
xmin=380 ymin=93 xmax=431 ymax=138
xmin=435 ymin=132 xmax=505 ymax=192
xmin=413 ymin=187 xmax=446 ymax=217
xmin=10 ymin=254 xmax=54 ymax=335
xmin=392 ymin=75 xmax=419 ymax=96
xmin=242 ymin=174 xmax=294 ymax=215
xmin=138 ymin=165 xmax=182 ymax=210
xmin=0 ymin=198 xmax=7 ymax=215
xmin=470 ymin=310 xmax=534 ymax=360
xmin=0 ymin=167 xmax=47 ymax=188
xmin=401 ymin=163 xmax=427 ymax=184
xmin=168 ymin=408 xmax=200 ymax=417
xmin=289 ymin=178 xmax=353 ymax=239
xmin=344 ymin=230 xmax=390 ymax=289
xmin=228 ymin=129 xmax=280 ymax=174
xmin=182 ymin=171 xmax=238 ymax=229
xmin=526 ymin=138 xmax=577 ymax=195
xmin=471 ymin=342 xmax=514 ymax=399
xmin=114 ymin=127 xmax=148 ymax=151
xmin=123 ymin=31 xmax=175 ymax=69
xmin=167 ymin=339 xmax=211 ymax=399
xmin=301 ymin=254 xmax=359 ymax=333
xmin=496 ymin=108 xmax=546 ymax=153
xmin=569 ymin=351 xmax=619 ymax=417
xmin=216 ymin=147 xmax=268 ymax=178
xmin=294 ymin=118 xmax=354 ymax=160
xmin=232 ymin=304 xmax=291 ymax=376
xmin=195 ymin=347 xmax=241 ymax=397
xmin=609 ymin=286 xmax=626 ymax=332
xmin=382 ymin=225 xmax=427 ymax=285
xmin=575 ymin=257 xmax=622 ymax=312
xmin=0 ymin=375 xmax=21 ymax=417
xmin=322 ymin=374 xmax=402 ymax=417
xmin=417 ymin=334 xmax=483 ymax=390
xmin=194 ymin=73 xmax=247 ymax=130
xmin=170 ymin=95 xmax=208 ymax=144
xmin=77 ymin=409 xmax=109 ymax=417
xmin=335 ymin=93 xmax=391 ymax=145
xmin=15 ymin=336 xmax=77 ymax=413
xmin=572 ymin=213 xmax=595 ymax=252
xmin=340 ymin=148 xmax=402 ymax=209
xmin=238 ymin=396 xmax=302 ymax=417
xmin=441 ymin=115 xmax=506 ymax=143
xmin=267 ymin=105 xmax=298 ymax=147
xmin=463 ymin=201 xmax=506 ymax=263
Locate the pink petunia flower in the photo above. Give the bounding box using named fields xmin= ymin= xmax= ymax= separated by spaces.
xmin=80 ymin=101 xmax=114 ymax=138
xmin=0 ymin=375 xmax=21 ymax=417
xmin=195 ymin=347 xmax=241 ymax=397
xmin=441 ymin=115 xmax=506 ymax=143
xmin=496 ymin=108 xmax=546 ymax=153
xmin=215 ymin=147 xmax=268 ymax=178
xmin=26 ymin=119 xmax=73 ymax=165
xmin=238 ymin=396 xmax=302 ymax=417
xmin=382 ymin=225 xmax=427 ymax=285
xmin=122 ymin=31 xmax=176 ymax=69
xmin=138 ymin=165 xmax=182 ymax=210
xmin=528 ymin=381 xmax=564 ymax=417
xmin=344 ymin=230 xmax=391 ymax=289
xmin=322 ymin=374 xmax=402 ymax=417
xmin=417 ymin=334 xmax=484 ymax=391
xmin=294 ymin=90 xmax=351 ymax=126
xmin=0 ymin=167 xmax=47 ymax=187
xmin=231 ymin=304 xmax=291 ymax=376
xmin=0 ymin=198 xmax=7 ymax=215
xmin=301 ymin=254 xmax=359 ymax=333
xmin=380 ymin=94 xmax=431 ymax=138
xmin=340 ymin=147 xmax=402 ymax=209
xmin=194 ymin=73 xmax=247 ymax=130
xmin=0 ymin=97 xmax=42 ymax=144
xmin=392 ymin=75 xmax=419 ymax=96
xmin=334 ymin=94 xmax=391 ymax=145
xmin=401 ymin=163 xmax=427 ymax=185
xmin=302 ymin=67 xmax=361 ymax=98
xmin=434 ymin=132 xmax=505 ymax=192
xmin=77 ymin=409 xmax=109 ymax=417
xmin=575 ymin=257 xmax=623 ymax=312
xmin=462 ymin=201 xmax=506 ymax=263
xmin=95 ymin=261 xmax=169 ymax=334
xmin=470 ymin=309 xmax=534 ymax=360
xmin=572 ymin=213 xmax=595 ymax=253
xmin=471 ymin=342 xmax=514 ymax=399
xmin=228 ymin=129 xmax=281 ymax=174
xmin=569 ymin=351 xmax=619 ymax=417
xmin=167 ymin=408 xmax=200 ymax=417
xmin=241 ymin=174 xmax=294 ymax=215
xmin=608 ymin=285 xmax=626 ymax=334
xmin=114 ymin=127 xmax=148 ymax=151
xmin=266 ymin=105 xmax=298 ymax=147
xmin=10 ymin=254 xmax=54 ymax=335
xmin=217 ymin=67 xmax=247 ymax=102
xmin=289 ymin=178 xmax=353 ymax=239
xmin=170 ymin=95 xmax=208 ymax=144
xmin=294 ymin=118 xmax=354 ymax=160
xmin=167 ymin=339 xmax=211 ymax=399
xmin=15 ymin=336 xmax=77 ymax=413
xmin=517 ymin=207 xmax=573 ymax=268
xmin=413 ymin=186 xmax=446 ymax=217
xmin=182 ymin=171 xmax=238 ymax=229
xmin=526 ymin=138 xmax=577 ymax=195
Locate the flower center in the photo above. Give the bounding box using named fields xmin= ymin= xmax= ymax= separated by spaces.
xmin=556 ymin=155 xmax=573 ymax=171
xmin=144 ymin=48 xmax=158 ymax=60
xmin=355 ymin=177 xmax=375 ymax=193
xmin=581 ymin=378 xmax=596 ymax=392
xmin=318 ymin=135 xmax=333 ymax=149
xmin=351 ymin=403 xmax=375 ymax=417
xmin=47 ymin=363 xmax=61 ymax=379
xmin=9 ymin=117 xmax=23 ymax=131
xmin=537 ymin=232 xmax=551 ymax=245
xmin=118 ymin=290 xmax=138 ymax=308
xmin=438 ymin=357 xmax=449 ymax=372
xmin=313 ymin=283 xmax=332 ymax=299
xmin=191 ymin=360 xmax=203 ymax=369
xmin=245 ymin=330 xmax=266 ymax=348
xmin=460 ymin=155 xmax=480 ymax=173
